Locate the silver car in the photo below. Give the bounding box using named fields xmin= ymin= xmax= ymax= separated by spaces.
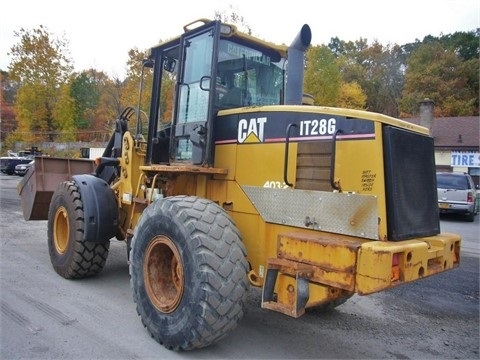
xmin=437 ymin=172 xmax=478 ymax=222
xmin=14 ymin=160 xmax=34 ymax=177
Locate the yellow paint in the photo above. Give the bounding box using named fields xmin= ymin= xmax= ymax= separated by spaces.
xmin=213 ymin=143 xmax=236 ymax=181
xmin=112 ymin=105 xmax=458 ymax=317
xmin=235 ymin=142 xmax=297 ymax=187
xmin=356 ymin=233 xmax=461 ymax=294
xmin=334 ymin=122 xmax=388 ymax=239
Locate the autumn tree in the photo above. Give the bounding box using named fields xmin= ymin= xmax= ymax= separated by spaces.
xmin=359 ymin=42 xmax=405 ymax=116
xmin=377 ymin=44 xmax=406 ymax=116
xmin=399 ymin=42 xmax=477 ymax=117
xmin=330 ymin=38 xmax=405 ymax=116
xmin=120 ymin=45 xmax=179 ymax=140
xmin=3 ymin=20 xmax=477 ymax=155
xmin=122 ymin=49 xmax=146 ymax=108
xmin=337 ymin=81 xmax=367 ymax=110
xmin=7 ymin=25 xmax=73 ymax=143
xmin=53 ymin=82 xmax=75 ymax=142
xmin=329 ymin=37 xmax=369 ymax=86
xmin=118 ymin=48 xmax=156 ymax=138
xmin=0 ymin=71 xmax=18 ymax=149
xmin=462 ymin=54 xmax=480 ymax=115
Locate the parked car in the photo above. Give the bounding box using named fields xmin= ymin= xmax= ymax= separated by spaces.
xmin=1 ymin=156 xmax=32 ymax=175
xmin=436 ymin=172 xmax=478 ymax=222
xmin=14 ymin=160 xmax=35 ymax=177
xmin=1 ymin=147 xmax=41 ymax=175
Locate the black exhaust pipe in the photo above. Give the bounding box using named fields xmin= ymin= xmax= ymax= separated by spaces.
xmin=285 ymin=24 xmax=312 ymax=105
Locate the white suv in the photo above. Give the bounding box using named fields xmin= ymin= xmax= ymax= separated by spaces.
xmin=437 ymin=172 xmax=478 ymax=222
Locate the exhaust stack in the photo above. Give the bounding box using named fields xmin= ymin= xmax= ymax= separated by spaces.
xmin=285 ymin=24 xmax=312 ymax=105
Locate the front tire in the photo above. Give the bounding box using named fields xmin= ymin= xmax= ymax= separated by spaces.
xmin=47 ymin=181 xmax=110 ymax=279
xmin=130 ymin=196 xmax=249 ymax=351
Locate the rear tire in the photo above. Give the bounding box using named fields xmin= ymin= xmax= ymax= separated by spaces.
xmin=130 ymin=196 xmax=249 ymax=351
xmin=466 ymin=212 xmax=475 ymax=222
xmin=47 ymin=181 xmax=110 ymax=279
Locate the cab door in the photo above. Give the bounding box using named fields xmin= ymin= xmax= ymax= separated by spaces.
xmin=171 ymin=22 xmax=220 ymax=165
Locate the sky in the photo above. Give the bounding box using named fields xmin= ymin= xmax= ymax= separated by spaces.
xmin=1 ymin=0 xmax=479 ymax=79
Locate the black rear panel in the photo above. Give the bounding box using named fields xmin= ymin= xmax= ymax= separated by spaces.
xmin=383 ymin=126 xmax=440 ymax=240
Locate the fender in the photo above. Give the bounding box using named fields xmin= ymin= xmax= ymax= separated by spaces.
xmin=72 ymin=174 xmax=119 ymax=243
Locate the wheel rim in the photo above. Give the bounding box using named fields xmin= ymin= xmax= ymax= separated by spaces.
xmin=144 ymin=235 xmax=184 ymax=313
xmin=53 ymin=206 xmax=69 ymax=254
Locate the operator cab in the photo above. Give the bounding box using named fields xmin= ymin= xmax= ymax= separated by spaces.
xmin=144 ymin=19 xmax=287 ymax=166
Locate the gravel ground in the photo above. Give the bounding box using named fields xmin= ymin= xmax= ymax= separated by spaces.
xmin=1 ymin=173 xmax=479 ymax=359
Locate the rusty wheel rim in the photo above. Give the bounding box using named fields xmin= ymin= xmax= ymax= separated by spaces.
xmin=53 ymin=206 xmax=69 ymax=254
xmin=144 ymin=235 xmax=184 ymax=313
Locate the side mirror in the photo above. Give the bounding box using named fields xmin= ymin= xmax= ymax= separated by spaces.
xmin=163 ymin=58 xmax=176 ymax=73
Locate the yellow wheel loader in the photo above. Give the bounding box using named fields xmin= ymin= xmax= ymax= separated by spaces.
xmin=18 ymin=19 xmax=460 ymax=351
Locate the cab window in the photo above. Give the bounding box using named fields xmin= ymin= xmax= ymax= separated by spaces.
xmin=215 ymin=39 xmax=285 ymax=109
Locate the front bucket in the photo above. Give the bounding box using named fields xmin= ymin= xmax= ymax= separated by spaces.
xmin=17 ymin=156 xmax=95 ymax=220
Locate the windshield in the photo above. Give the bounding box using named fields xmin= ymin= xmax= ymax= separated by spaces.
xmin=215 ymin=39 xmax=285 ymax=109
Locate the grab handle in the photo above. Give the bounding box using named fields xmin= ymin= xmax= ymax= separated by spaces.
xmin=284 ymin=123 xmax=298 ymax=187
xmin=330 ymin=129 xmax=343 ymax=191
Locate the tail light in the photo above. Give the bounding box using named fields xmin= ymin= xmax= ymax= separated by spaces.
xmin=391 ymin=253 xmax=401 ymax=281
xmin=467 ymin=192 xmax=474 ymax=204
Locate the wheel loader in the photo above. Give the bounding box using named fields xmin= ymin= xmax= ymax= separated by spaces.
xmin=17 ymin=19 xmax=461 ymax=351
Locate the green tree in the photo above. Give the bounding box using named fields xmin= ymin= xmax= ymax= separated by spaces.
xmin=67 ymin=69 xmax=117 ymax=142
xmin=70 ymin=71 xmax=100 ymax=130
xmin=433 ymin=29 xmax=479 ymax=61
xmin=304 ymin=45 xmax=341 ymax=106
xmin=7 ymin=25 xmax=73 ymax=142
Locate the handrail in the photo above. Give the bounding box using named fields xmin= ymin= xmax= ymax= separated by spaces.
xmin=284 ymin=123 xmax=298 ymax=187
xmin=330 ymin=129 xmax=343 ymax=191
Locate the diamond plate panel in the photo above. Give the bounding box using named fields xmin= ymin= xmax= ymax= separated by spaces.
xmin=242 ymin=186 xmax=378 ymax=239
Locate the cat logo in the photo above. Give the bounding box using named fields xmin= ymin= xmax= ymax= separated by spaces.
xmin=237 ymin=117 xmax=267 ymax=143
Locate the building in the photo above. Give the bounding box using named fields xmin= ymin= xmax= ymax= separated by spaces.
xmin=406 ymin=115 xmax=480 ymax=187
